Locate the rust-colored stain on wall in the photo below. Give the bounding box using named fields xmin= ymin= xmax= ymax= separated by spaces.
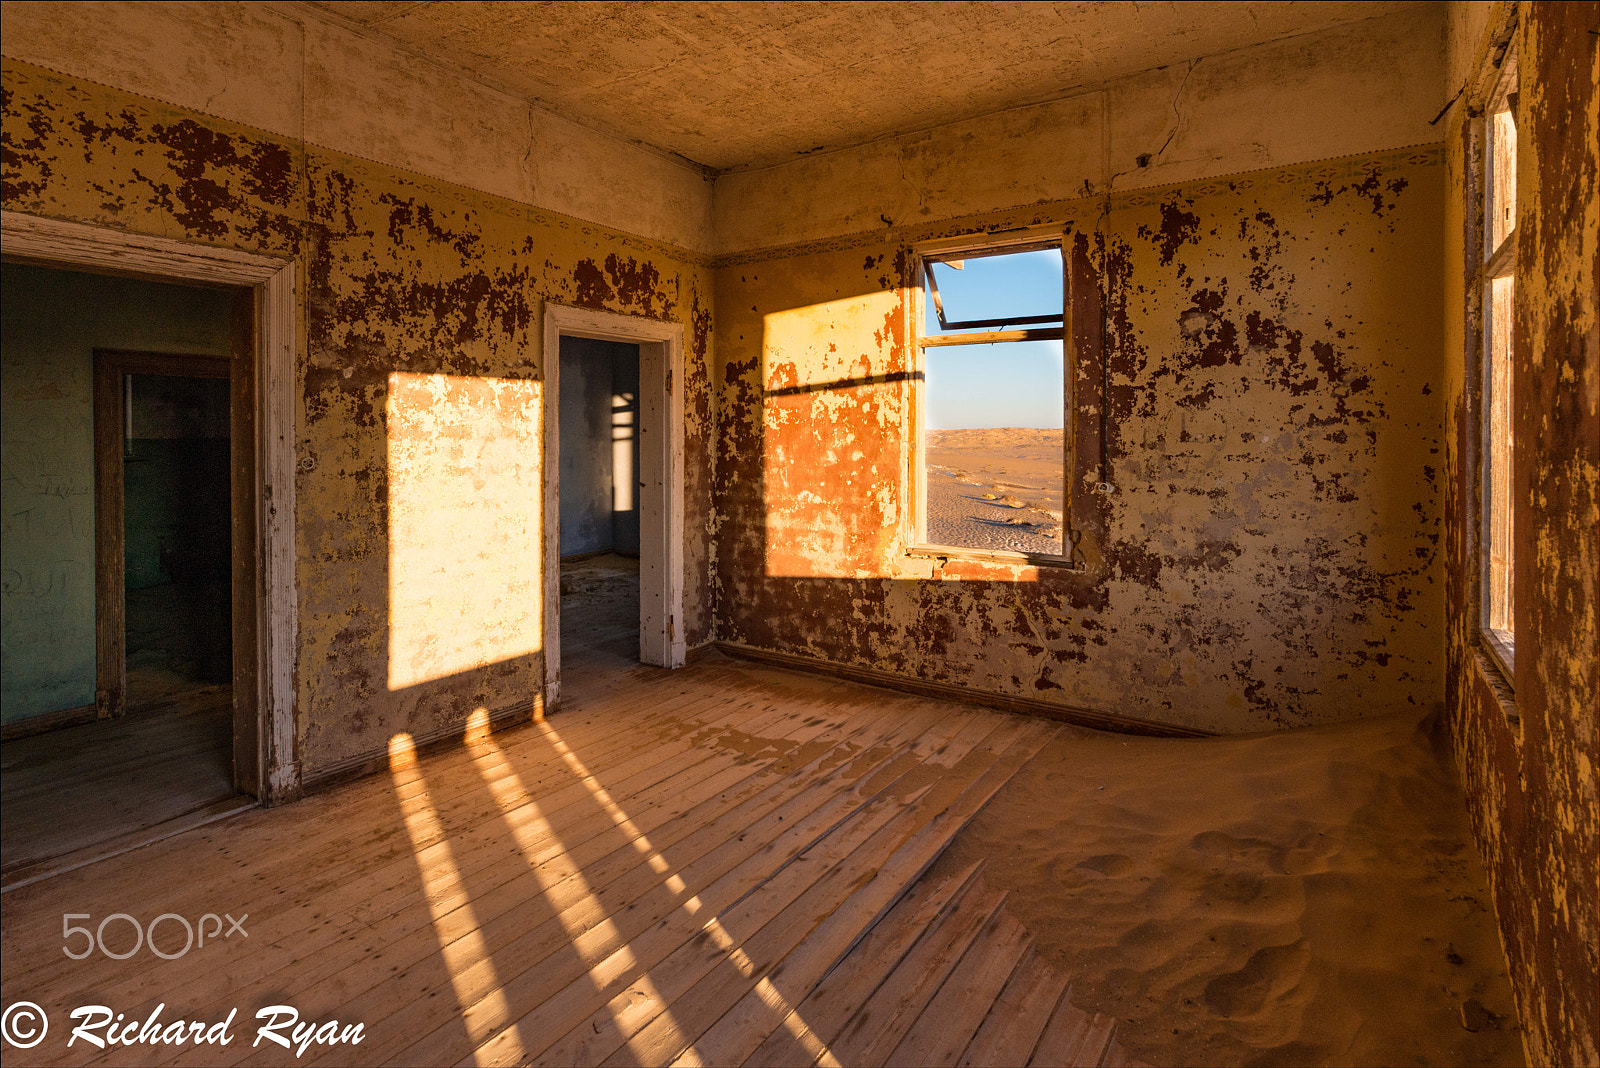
xmin=1 ymin=59 xmax=716 ymax=779
xmin=715 ymin=151 xmax=1446 ymax=734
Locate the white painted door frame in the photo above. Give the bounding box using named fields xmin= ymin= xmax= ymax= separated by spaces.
xmin=542 ymin=303 xmax=685 ymax=710
xmin=1 ymin=210 xmax=300 ymax=803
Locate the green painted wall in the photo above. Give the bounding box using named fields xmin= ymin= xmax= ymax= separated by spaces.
xmin=0 ymin=263 xmax=231 ymax=723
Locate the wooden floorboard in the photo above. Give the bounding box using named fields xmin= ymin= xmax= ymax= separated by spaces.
xmin=0 ymin=561 xmax=1122 ymax=1067
xmin=738 ymin=863 xmax=983 ymax=1068
xmin=958 ymin=947 xmax=1071 ymax=1067
xmin=1 ymin=686 xmax=235 ymax=873
xmin=886 ymin=908 xmax=1034 ymax=1067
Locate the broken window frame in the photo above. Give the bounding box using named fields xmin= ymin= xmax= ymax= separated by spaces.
xmin=907 ymin=229 xmax=1080 ymax=567
xmin=1473 ymin=38 xmax=1519 ymax=697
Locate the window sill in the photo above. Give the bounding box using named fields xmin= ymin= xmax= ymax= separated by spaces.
xmin=908 ymin=543 xmax=1088 ymax=572
xmin=1473 ymin=634 xmax=1520 ymax=735
xmin=1472 ymin=629 xmax=1510 ymax=681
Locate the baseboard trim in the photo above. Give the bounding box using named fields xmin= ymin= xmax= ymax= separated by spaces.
xmin=1 ymin=703 xmax=98 ymax=741
xmin=300 ymin=697 xmax=540 ymax=795
xmin=715 ymin=642 xmax=1212 ymax=738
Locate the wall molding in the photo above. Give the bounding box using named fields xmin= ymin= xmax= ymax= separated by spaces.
xmin=299 ymin=697 xmax=538 ymax=796
xmin=712 ymin=142 xmax=1447 ymax=268
xmin=2 ymin=209 xmax=302 ymax=803
xmin=0 ymin=704 xmax=97 ymax=742
xmin=1 ymin=58 xmax=716 ymax=267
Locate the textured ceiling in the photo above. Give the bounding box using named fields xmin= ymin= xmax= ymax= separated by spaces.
xmin=304 ymin=0 xmax=1425 ymax=172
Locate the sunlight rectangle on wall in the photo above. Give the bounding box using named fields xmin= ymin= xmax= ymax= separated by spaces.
xmin=387 ymin=372 xmax=542 ymax=690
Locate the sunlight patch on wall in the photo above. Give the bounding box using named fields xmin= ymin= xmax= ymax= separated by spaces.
xmin=759 ymin=294 xmax=908 ymax=580
xmin=387 ymin=372 xmax=542 ymax=690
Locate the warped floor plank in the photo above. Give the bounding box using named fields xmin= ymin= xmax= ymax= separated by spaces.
xmin=0 ymin=558 xmax=1121 ymax=1067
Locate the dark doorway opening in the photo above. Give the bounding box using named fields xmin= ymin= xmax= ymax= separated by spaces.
xmin=122 ymin=370 xmax=233 ymax=710
xmin=1 ymin=265 xmax=257 ymax=888
xmin=557 ymin=336 xmax=643 ymax=676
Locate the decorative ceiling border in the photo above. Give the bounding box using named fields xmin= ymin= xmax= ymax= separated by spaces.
xmin=2 ymin=56 xmax=1444 ymax=276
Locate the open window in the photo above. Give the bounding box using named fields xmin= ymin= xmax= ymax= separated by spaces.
xmin=914 ymin=237 xmax=1076 ymax=564
xmin=1478 ymin=45 xmax=1518 ymax=685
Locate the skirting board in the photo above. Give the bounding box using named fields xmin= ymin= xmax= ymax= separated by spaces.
xmin=715 ymin=642 xmax=1213 ymax=739
xmin=299 ymin=697 xmax=541 ymax=795
xmin=0 ymin=703 xmax=98 ymax=741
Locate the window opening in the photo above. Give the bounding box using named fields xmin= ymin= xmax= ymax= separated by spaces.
xmin=1479 ymin=44 xmax=1518 ymax=681
xmin=918 ymin=242 xmax=1080 ymax=563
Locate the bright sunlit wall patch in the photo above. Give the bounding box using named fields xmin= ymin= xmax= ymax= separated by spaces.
xmin=758 ymin=291 xmax=912 ymax=579
xmin=387 ymin=372 xmax=542 ymax=690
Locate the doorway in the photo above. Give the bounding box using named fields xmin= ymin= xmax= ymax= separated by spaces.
xmin=0 ymin=263 xmax=260 ymax=886
xmin=558 ymin=337 xmax=643 ymax=671
xmin=542 ymin=304 xmax=685 ymax=710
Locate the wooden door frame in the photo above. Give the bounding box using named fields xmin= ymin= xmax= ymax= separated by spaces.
xmin=541 ymin=303 xmax=685 ymax=712
xmin=2 ymin=211 xmax=300 ymax=803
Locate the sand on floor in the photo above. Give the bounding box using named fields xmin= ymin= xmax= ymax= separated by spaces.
xmin=931 ymin=708 xmax=1525 ymax=1067
xmin=925 ymin=427 xmax=1066 ymax=556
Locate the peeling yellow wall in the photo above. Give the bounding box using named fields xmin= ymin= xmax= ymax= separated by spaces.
xmin=1441 ymin=4 xmax=1599 ymax=1065
xmin=1 ymin=59 xmax=717 ymax=782
xmin=716 ymin=148 xmax=1447 ymax=734
xmin=0 ymin=0 xmax=714 ymax=252
xmin=714 ymin=7 xmax=1445 ymax=254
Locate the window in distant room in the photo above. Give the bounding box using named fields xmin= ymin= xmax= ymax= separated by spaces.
xmin=1479 ymin=43 xmax=1518 ymax=683
xmin=915 ymin=239 xmax=1071 ymax=561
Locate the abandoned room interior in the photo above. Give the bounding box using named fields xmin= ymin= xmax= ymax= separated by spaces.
xmin=0 ymin=1 xmax=1594 ymax=1065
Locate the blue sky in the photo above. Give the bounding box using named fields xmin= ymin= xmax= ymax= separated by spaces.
xmin=923 ymin=248 xmax=1064 ymax=430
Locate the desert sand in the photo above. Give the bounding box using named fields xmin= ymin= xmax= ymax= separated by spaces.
xmin=926 ymin=427 xmax=1066 ymax=555
xmin=931 ymin=709 xmax=1525 ymax=1067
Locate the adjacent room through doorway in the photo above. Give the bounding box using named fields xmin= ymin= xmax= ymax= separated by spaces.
xmin=0 ymin=263 xmax=255 ymax=886
xmin=557 ymin=335 xmax=643 ymax=676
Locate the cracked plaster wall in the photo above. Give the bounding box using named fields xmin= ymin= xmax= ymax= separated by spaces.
xmin=1 ymin=54 xmax=717 ymax=781
xmin=715 ymin=148 xmax=1447 ymax=735
xmin=709 ymin=8 xmax=1455 ymax=735
xmin=1440 ymin=4 xmax=1599 ymax=1065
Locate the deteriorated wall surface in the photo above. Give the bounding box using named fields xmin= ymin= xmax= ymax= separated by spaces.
xmin=714 ymin=148 xmax=1447 ymax=734
xmin=1443 ymin=4 xmax=1599 ymax=1065
xmin=1 ymin=59 xmax=717 ymax=779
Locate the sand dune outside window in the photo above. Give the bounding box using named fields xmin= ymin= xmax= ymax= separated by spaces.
xmin=917 ymin=243 xmax=1067 ymax=558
